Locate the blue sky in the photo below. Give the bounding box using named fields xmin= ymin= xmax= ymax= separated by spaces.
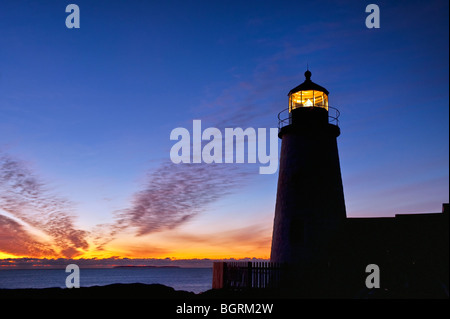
xmin=0 ymin=0 xmax=448 ymax=259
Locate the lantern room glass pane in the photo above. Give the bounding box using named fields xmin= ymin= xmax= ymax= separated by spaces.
xmin=290 ymin=91 xmax=302 ymax=111
xmin=289 ymin=90 xmax=329 ymax=111
xmin=301 ymin=90 xmax=314 ymax=107
xmin=315 ymin=92 xmax=324 ymax=106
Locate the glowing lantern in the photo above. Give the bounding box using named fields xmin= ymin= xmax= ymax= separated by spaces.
xmin=288 ymin=70 xmax=329 ymax=112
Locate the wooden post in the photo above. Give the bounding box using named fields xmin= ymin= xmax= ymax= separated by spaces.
xmin=247 ymin=262 xmax=252 ymax=288
xmin=212 ymin=262 xmax=226 ymax=289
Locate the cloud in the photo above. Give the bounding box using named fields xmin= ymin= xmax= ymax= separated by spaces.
xmin=4 ymin=34 xmax=293 ymax=258
xmin=107 ymin=162 xmax=252 ymax=239
xmin=0 ymin=214 xmax=56 ymax=257
xmin=94 ymin=51 xmax=285 ymax=247
xmin=0 ymin=152 xmax=89 ymax=257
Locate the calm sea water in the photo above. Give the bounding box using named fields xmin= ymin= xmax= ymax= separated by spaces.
xmin=0 ymin=268 xmax=212 ymax=293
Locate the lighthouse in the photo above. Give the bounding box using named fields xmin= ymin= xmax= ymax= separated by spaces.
xmin=270 ymin=70 xmax=346 ymax=268
xmin=210 ymin=70 xmax=448 ymax=297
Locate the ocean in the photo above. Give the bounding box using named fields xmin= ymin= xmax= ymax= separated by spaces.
xmin=0 ymin=268 xmax=213 ymax=294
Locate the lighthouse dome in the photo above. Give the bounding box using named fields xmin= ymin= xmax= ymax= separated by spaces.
xmin=288 ymin=70 xmax=329 ymax=95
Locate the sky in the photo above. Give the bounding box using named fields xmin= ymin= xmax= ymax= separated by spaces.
xmin=0 ymin=0 xmax=448 ymax=265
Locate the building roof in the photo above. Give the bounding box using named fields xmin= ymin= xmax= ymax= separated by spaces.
xmin=288 ymin=70 xmax=329 ymax=96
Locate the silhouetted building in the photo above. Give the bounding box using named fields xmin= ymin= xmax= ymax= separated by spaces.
xmin=213 ymin=71 xmax=448 ymax=298
xmin=269 ymin=71 xmax=449 ymax=298
xmin=338 ymin=204 xmax=449 ymax=298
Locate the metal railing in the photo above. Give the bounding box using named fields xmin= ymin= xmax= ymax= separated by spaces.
xmin=277 ymin=106 xmax=340 ymax=130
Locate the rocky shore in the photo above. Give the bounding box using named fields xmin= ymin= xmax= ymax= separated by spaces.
xmin=0 ymin=283 xmax=284 ymax=299
xmin=0 ymin=282 xmax=447 ymax=299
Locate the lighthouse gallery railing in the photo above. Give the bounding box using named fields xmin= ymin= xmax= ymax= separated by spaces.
xmin=277 ymin=106 xmax=340 ymax=130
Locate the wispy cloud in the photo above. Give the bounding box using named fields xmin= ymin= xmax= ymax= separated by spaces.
xmin=92 ymin=65 xmax=280 ymax=247
xmin=2 ymin=32 xmax=322 ymax=258
xmin=94 ymin=162 xmax=252 ymax=250
xmin=0 ymin=214 xmax=56 ymax=257
xmin=0 ymin=152 xmax=88 ymax=257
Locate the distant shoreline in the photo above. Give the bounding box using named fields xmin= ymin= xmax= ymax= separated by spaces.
xmin=0 ymin=265 xmax=210 ymax=270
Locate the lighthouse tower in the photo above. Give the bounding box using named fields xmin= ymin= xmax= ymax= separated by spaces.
xmin=270 ymin=70 xmax=346 ymax=267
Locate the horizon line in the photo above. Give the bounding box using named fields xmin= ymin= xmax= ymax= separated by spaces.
xmin=0 ymin=256 xmax=270 ymax=269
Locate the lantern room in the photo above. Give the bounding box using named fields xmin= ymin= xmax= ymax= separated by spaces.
xmin=288 ymin=70 xmax=329 ymax=112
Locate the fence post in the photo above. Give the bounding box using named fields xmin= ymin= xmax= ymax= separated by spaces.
xmin=212 ymin=262 xmax=226 ymax=289
xmin=247 ymin=262 xmax=252 ymax=288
